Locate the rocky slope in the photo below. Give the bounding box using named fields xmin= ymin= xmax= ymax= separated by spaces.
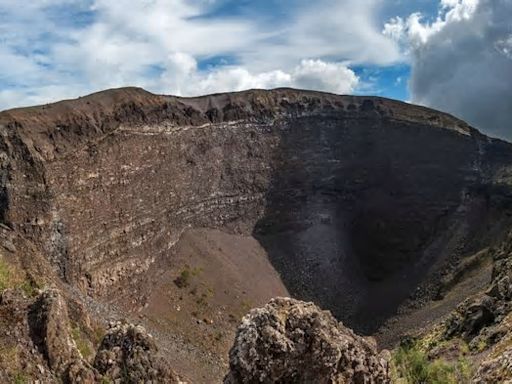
xmin=0 ymin=87 xmax=511 ymax=382
xmin=0 ymin=286 xmax=179 ymax=383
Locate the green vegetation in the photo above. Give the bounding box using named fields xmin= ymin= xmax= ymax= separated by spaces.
xmin=0 ymin=344 xmax=27 ymax=383
xmin=391 ymin=342 xmax=473 ymax=384
xmin=71 ymin=325 xmax=93 ymax=360
xmin=19 ymin=279 xmax=38 ymax=298
xmin=174 ymin=269 xmax=191 ymax=288
xmin=0 ymin=255 xmax=39 ymax=296
xmin=13 ymin=373 xmax=28 ymax=384
xmin=0 ymin=344 xmax=18 ymax=370
xmin=0 ymin=256 xmax=14 ymax=292
xmin=174 ymin=265 xmax=203 ymax=289
xmin=473 ymin=338 xmax=488 ymax=353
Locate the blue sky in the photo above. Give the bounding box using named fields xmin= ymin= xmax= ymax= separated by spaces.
xmin=0 ymin=0 xmax=510 ymax=140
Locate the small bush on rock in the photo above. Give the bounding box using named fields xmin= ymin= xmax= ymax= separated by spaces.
xmin=391 ymin=342 xmax=472 ymax=384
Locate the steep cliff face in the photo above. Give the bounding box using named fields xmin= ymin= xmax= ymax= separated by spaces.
xmin=0 ymin=87 xmax=511 ymax=339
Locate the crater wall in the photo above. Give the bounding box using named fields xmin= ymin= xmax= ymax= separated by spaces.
xmin=1 ymin=88 xmax=511 ymax=332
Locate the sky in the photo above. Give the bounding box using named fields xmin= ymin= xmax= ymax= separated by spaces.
xmin=0 ymin=0 xmax=510 ymax=140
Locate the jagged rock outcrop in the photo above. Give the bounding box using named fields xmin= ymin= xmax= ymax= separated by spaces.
xmin=396 ymin=231 xmax=512 ymax=383
xmin=443 ymin=232 xmax=512 ymax=382
xmin=28 ymin=289 xmax=98 ymax=381
xmin=21 ymin=287 xmax=179 ymax=383
xmin=473 ymin=347 xmax=512 ymax=383
xmin=94 ymin=321 xmax=178 ymax=383
xmin=225 ymin=297 xmax=390 ymax=384
xmin=444 ymin=231 xmax=512 ymax=347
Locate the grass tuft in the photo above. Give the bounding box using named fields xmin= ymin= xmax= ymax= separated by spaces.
xmin=174 ymin=265 xmax=203 ymax=289
xmin=391 ymin=342 xmax=473 ymax=384
xmin=71 ymin=325 xmax=93 ymax=360
xmin=0 ymin=256 xmax=13 ymax=292
xmin=0 ymin=255 xmax=40 ymax=296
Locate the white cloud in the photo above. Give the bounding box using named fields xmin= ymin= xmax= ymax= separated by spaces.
xmin=2 ymin=0 xmax=509 ymax=144
xmin=241 ymin=0 xmax=402 ymax=71
xmin=159 ymin=55 xmax=358 ymax=96
xmin=0 ymin=0 xmax=398 ymax=110
xmin=385 ymin=0 xmax=512 ymax=141
xmin=291 ymin=60 xmax=359 ymax=94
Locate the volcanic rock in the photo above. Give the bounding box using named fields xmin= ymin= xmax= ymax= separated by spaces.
xmin=473 ymin=347 xmax=512 ymax=383
xmin=94 ymin=321 xmax=178 ymax=383
xmin=224 ymin=297 xmax=390 ymax=384
xmin=28 ymin=289 xmax=99 ymax=382
xmin=1 ymin=87 xmax=512 ymax=382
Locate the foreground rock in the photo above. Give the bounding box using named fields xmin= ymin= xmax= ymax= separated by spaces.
xmin=225 ymin=297 xmax=390 ymax=384
xmin=94 ymin=321 xmax=179 ymax=383
xmin=2 ymin=285 xmax=179 ymax=383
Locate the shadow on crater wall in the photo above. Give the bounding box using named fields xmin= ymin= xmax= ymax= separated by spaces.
xmin=253 ymin=112 xmax=491 ymax=334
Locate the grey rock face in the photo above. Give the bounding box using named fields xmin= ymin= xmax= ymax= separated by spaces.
xmin=225 ymin=297 xmax=390 ymax=384
xmin=444 ymin=231 xmax=512 ymax=346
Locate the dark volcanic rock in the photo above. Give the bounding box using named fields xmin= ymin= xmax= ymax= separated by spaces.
xmin=443 ymin=230 xmax=512 ymax=351
xmin=224 ymin=297 xmax=390 ymax=384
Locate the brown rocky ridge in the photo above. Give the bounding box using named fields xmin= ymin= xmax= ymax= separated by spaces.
xmin=0 ymin=87 xmax=511 ymax=382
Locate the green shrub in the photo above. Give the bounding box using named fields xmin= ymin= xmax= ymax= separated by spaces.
xmin=19 ymin=279 xmax=38 ymax=298
xmin=71 ymin=326 xmax=93 ymax=360
xmin=0 ymin=256 xmax=13 ymax=292
xmin=392 ymin=343 xmax=472 ymax=384
xmin=174 ymin=269 xmax=191 ymax=288
xmin=0 ymin=256 xmax=39 ymax=296
xmin=174 ymin=265 xmax=202 ymax=288
xmin=13 ymin=373 xmax=28 ymax=384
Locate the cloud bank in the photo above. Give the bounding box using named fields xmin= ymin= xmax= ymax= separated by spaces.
xmin=385 ymin=0 xmax=512 ymax=141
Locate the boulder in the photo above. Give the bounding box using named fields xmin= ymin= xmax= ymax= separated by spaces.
xmin=444 ymin=295 xmax=496 ymax=340
xmin=94 ymin=321 xmax=178 ymax=383
xmin=225 ymin=297 xmax=390 ymax=384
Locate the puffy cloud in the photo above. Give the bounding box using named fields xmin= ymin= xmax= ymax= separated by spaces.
xmin=159 ymin=55 xmax=358 ymax=96
xmin=291 ymin=60 xmax=359 ymax=94
xmin=385 ymin=0 xmax=512 ymax=141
